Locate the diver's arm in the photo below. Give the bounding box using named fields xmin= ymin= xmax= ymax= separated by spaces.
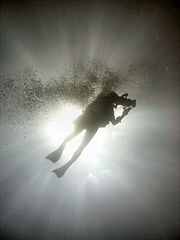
xmin=111 ymin=116 xmax=122 ymax=125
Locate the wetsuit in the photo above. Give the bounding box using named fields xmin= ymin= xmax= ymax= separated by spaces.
xmin=73 ymin=94 xmax=116 ymax=129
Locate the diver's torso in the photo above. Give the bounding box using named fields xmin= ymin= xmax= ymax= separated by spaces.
xmin=74 ymin=98 xmax=114 ymax=128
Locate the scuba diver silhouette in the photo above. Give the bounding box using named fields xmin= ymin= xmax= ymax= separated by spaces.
xmin=46 ymin=91 xmax=136 ymax=177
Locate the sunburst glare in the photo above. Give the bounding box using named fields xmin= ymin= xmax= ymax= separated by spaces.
xmin=45 ymin=104 xmax=82 ymax=145
xmin=44 ymin=103 xmax=124 ymax=164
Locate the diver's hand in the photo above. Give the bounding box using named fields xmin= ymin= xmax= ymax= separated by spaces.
xmin=116 ymin=116 xmax=122 ymax=123
xmin=122 ymin=107 xmax=132 ymax=116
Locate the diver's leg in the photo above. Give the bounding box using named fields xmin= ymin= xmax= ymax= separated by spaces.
xmin=69 ymin=128 xmax=98 ymax=164
xmin=46 ymin=127 xmax=83 ymax=162
xmin=53 ymin=128 xmax=98 ymax=177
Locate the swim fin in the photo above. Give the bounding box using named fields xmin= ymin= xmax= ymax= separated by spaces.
xmin=46 ymin=145 xmax=65 ymax=163
xmin=52 ymin=165 xmax=69 ymax=177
